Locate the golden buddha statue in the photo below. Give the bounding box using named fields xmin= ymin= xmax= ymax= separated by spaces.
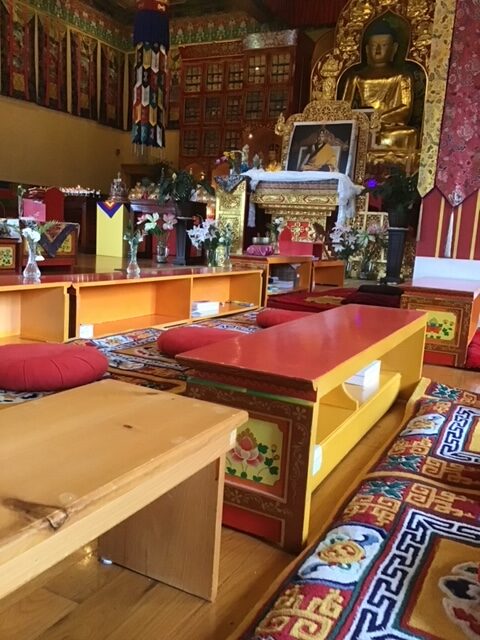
xmin=341 ymin=21 xmax=417 ymax=150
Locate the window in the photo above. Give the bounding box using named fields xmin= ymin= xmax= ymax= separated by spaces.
xmin=247 ymin=55 xmax=266 ymax=84
xmin=226 ymin=95 xmax=242 ymax=122
xmin=227 ymin=62 xmax=243 ymax=90
xmin=203 ymin=129 xmax=221 ymax=156
xmin=224 ymin=130 xmax=241 ymax=151
xmin=268 ymin=90 xmax=289 ymax=119
xmin=184 ymin=65 xmax=202 ymax=93
xmin=204 ymin=96 xmax=222 ymax=122
xmin=184 ymin=97 xmax=201 ymax=123
xmin=206 ymin=63 xmax=223 ymax=91
xmin=271 ymin=53 xmax=291 ymax=84
xmin=245 ymin=91 xmax=263 ymax=120
xmin=182 ymin=129 xmax=200 ymax=156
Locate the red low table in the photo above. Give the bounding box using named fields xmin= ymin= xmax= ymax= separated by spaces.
xmin=178 ymin=304 xmax=427 ymax=551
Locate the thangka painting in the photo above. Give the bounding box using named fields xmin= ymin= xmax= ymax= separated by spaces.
xmin=286 ymin=120 xmax=358 ymax=179
xmin=0 ymin=0 xmax=36 ymax=102
xmin=99 ymin=44 xmax=125 ymax=129
xmin=37 ymin=13 xmax=67 ymax=111
xmin=70 ymin=30 xmax=98 ymax=120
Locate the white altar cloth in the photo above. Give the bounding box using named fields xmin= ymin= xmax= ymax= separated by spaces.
xmin=244 ymin=170 xmax=363 ymax=226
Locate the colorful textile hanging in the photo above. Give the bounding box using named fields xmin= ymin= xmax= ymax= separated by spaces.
xmin=37 ymin=14 xmax=67 ymax=111
xmin=0 ymin=0 xmax=36 ymax=101
xmin=70 ymin=31 xmax=98 ymax=120
xmin=100 ymin=44 xmax=125 ymax=129
xmin=132 ymin=0 xmax=169 ymax=149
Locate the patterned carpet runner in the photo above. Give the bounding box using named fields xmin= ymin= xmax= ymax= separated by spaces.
xmin=243 ymin=383 xmax=480 ymax=640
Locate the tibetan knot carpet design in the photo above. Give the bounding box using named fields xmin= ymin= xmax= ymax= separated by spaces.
xmin=243 ymin=382 xmax=480 ymax=640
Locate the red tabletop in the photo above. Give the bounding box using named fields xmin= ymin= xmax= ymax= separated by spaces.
xmin=178 ymin=305 xmax=426 ymax=388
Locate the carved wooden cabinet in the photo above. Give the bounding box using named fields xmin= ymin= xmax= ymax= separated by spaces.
xmin=178 ymin=31 xmax=313 ymax=174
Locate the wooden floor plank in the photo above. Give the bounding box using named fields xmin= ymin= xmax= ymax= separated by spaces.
xmin=45 ymin=550 xmax=122 ymax=604
xmin=36 ymin=572 xmax=155 ymax=640
xmin=0 ymin=588 xmax=77 ymax=640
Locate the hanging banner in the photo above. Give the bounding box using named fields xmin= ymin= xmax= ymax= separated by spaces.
xmin=99 ymin=43 xmax=125 ymax=129
xmin=131 ymin=0 xmax=169 ymax=149
xmin=70 ymin=30 xmax=98 ymax=120
xmin=37 ymin=13 xmax=67 ymax=111
xmin=0 ymin=0 xmax=36 ymax=101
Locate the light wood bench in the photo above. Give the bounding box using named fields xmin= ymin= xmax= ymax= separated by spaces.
xmin=0 ymin=379 xmax=247 ymax=602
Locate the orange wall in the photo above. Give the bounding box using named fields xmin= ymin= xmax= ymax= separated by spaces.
xmin=0 ymin=96 xmax=179 ymax=192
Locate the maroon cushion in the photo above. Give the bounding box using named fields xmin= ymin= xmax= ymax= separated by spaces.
xmin=341 ymin=291 xmax=401 ymax=308
xmin=0 ymin=344 xmax=108 ymax=392
xmin=256 ymin=308 xmax=314 ymax=328
xmin=157 ymin=326 xmax=241 ymax=357
xmin=465 ymin=329 xmax=480 ymax=370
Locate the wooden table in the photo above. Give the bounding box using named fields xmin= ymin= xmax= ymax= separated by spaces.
xmin=179 ymin=305 xmax=427 ymax=551
xmin=401 ymin=277 xmax=480 ymax=367
xmin=0 ymin=380 xmax=248 ymax=602
xmin=230 ymin=254 xmax=314 ymax=306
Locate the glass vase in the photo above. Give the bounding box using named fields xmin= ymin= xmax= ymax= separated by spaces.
xmin=206 ymin=244 xmax=218 ymax=268
xmin=272 ymin=240 xmax=280 ymax=254
xmin=216 ymin=243 xmax=232 ymax=269
xmin=126 ymin=240 xmax=141 ymax=277
xmin=156 ymin=238 xmax=169 ymax=264
xmin=23 ymin=240 xmax=41 ymax=281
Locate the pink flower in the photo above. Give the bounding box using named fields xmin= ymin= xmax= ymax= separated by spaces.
xmin=231 ymin=429 xmax=264 ymax=467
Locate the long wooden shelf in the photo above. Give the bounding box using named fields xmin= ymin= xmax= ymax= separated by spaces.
xmin=0 ymin=268 xmax=263 ymax=343
xmin=73 ymin=268 xmax=263 ymax=339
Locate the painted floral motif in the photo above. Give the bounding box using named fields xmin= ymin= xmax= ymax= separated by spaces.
xmin=227 ymin=428 xmax=280 ymax=483
xmin=426 ymin=313 xmax=456 ymax=342
xmin=0 ymin=247 xmax=14 ymax=268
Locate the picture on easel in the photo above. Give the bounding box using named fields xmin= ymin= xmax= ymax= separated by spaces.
xmin=286 ymin=120 xmax=358 ymax=179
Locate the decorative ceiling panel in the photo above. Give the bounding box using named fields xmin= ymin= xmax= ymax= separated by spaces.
xmin=86 ymin=0 xmax=349 ymax=27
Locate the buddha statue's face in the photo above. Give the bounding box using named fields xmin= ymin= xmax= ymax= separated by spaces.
xmin=366 ymin=34 xmax=398 ymax=66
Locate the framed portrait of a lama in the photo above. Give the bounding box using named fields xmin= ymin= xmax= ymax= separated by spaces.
xmin=286 ymin=120 xmax=358 ymax=178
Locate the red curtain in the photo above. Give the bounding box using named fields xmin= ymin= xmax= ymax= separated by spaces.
xmin=263 ymin=0 xmax=349 ymax=27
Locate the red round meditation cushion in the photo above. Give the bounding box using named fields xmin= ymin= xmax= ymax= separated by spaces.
xmin=256 ymin=308 xmax=314 ymax=328
xmin=465 ymin=329 xmax=480 ymax=370
xmin=157 ymin=326 xmax=241 ymax=357
xmin=0 ymin=344 xmax=109 ymax=392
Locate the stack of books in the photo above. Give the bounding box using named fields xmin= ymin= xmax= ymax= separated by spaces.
xmin=191 ymin=300 xmax=220 ymax=317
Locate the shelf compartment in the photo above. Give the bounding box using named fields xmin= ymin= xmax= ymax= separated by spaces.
xmin=0 ymin=286 xmax=69 ymax=343
xmin=312 ymin=370 xmax=401 ymax=488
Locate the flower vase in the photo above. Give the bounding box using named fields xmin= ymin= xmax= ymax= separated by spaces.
xmin=216 ymin=243 xmax=232 ymax=268
xmin=206 ymin=244 xmax=218 ymax=268
xmin=344 ymin=259 xmax=353 ymax=279
xmin=272 ymin=240 xmax=280 ymax=254
xmin=156 ymin=238 xmax=169 ymax=264
xmin=23 ymin=240 xmax=41 ymax=281
xmin=126 ymin=241 xmax=141 ymax=277
xmin=359 ymin=259 xmax=377 ymax=281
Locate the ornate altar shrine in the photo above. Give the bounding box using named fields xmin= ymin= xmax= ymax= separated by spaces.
xmin=250 ymin=99 xmax=370 ymax=240
xmin=310 ymin=0 xmax=435 ymax=177
xmin=215 ymin=100 xmax=369 ymax=245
